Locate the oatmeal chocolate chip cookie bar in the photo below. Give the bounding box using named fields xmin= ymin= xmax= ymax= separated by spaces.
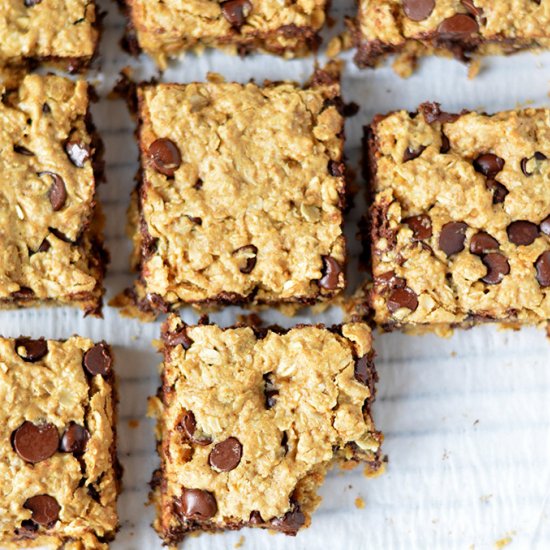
xmin=121 ymin=0 xmax=328 ymax=67
xmin=0 ymin=337 xmax=120 ymax=549
xmin=0 ymin=0 xmax=100 ymax=72
xmin=0 ymin=74 xmax=108 ymax=315
xmin=149 ymin=315 xmax=382 ymax=544
xmin=349 ymin=0 xmax=550 ymax=72
xmin=363 ymin=103 xmax=549 ymax=330
xmin=116 ymin=66 xmax=347 ymax=318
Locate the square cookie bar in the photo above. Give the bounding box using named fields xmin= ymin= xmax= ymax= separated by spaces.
xmin=0 ymin=74 xmax=108 ymax=315
xmin=150 ymin=315 xmax=382 ymax=544
xmin=123 ymin=0 xmax=328 ymax=67
xmin=0 ymin=0 xmax=100 ymax=72
xmin=364 ymin=103 xmax=550 ymax=330
xmin=0 ymin=336 xmax=119 ymax=548
xmin=350 ymin=0 xmax=550 ymax=73
xmin=119 ymin=66 xmax=346 ymax=317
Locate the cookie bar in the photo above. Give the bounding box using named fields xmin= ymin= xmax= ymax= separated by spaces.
xmin=0 ymin=74 xmax=108 ymax=315
xmin=350 ymin=0 xmax=550 ymax=72
xmin=0 ymin=0 xmax=100 ymax=72
xmin=118 ymin=66 xmax=346 ymax=317
xmin=0 ymin=336 xmax=120 ymax=548
xmin=150 ymin=315 xmax=382 ymax=544
xmin=122 ymin=0 xmax=328 ymax=67
xmin=364 ymin=103 xmax=550 ymax=330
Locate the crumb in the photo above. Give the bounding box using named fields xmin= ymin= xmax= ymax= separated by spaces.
xmin=442 ymin=450 xmax=450 ymax=461
xmin=364 ymin=462 xmax=386 ymax=478
xmin=131 ymin=334 xmax=138 ymax=341
xmin=354 ymin=497 xmax=365 ymax=509
xmin=128 ymin=419 xmax=140 ymax=429
xmin=234 ymin=535 xmax=245 ymax=548
xmin=473 ymin=419 xmax=480 ymax=426
xmin=480 ymin=494 xmax=493 ymax=503
xmin=450 ymin=351 xmax=457 ymax=357
xmin=494 ymin=533 xmax=514 ymax=548
xmin=468 ymin=59 xmax=481 ymax=79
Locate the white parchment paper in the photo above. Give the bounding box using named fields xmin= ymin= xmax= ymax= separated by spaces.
xmin=3 ymin=1 xmax=549 ymax=548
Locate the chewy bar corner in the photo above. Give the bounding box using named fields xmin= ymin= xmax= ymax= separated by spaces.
xmin=364 ymin=103 xmax=550 ymax=330
xmin=0 ymin=336 xmax=120 ymax=549
xmin=122 ymin=0 xmax=329 ymax=66
xmin=117 ymin=66 xmax=347 ymax=318
xmin=149 ymin=315 xmax=382 ymax=544
xmin=350 ymin=0 xmax=550 ymax=70
xmin=0 ymin=73 xmax=107 ymax=316
xmin=0 ymin=0 xmax=100 ymax=72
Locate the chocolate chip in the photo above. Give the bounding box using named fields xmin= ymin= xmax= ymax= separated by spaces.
xmin=65 ymin=141 xmax=91 ymax=168
xmin=60 ymin=423 xmax=90 ymax=454
xmin=11 ymin=287 xmax=34 ymax=299
xmin=473 ymin=154 xmax=505 ymax=178
xmin=461 ymin=0 xmax=483 ymax=17
xmin=165 ymin=328 xmax=193 ymax=349
xmin=486 ymin=179 xmax=508 ymax=204
xmin=540 ymin=215 xmax=550 ymax=236
xmin=23 ymin=495 xmax=60 ymax=526
xmin=319 ymin=256 xmax=342 ymax=290
xmin=437 ymin=14 xmax=479 ymax=37
xmin=36 ymin=239 xmax=51 ymax=253
xmin=402 ymin=0 xmax=435 ymax=21
xmin=270 ymin=505 xmax=306 ymax=535
xmin=13 ymin=422 xmax=59 ymax=463
xmin=176 ymin=489 xmax=217 ymax=521
xmin=481 ymin=253 xmax=510 ymax=284
xmin=507 ymin=221 xmax=539 ymax=246
xmin=221 ymin=0 xmax=252 ymax=27
xmin=440 ymin=132 xmax=451 ymax=154
xmin=39 ymin=172 xmax=67 ymax=211
xmin=263 ymin=373 xmax=278 ymax=409
xmin=249 ymin=511 xmax=264 ymax=524
xmin=14 ymin=145 xmax=34 ymax=155
xmin=403 ymin=145 xmax=426 ymax=162
xmin=42 ymin=103 xmax=51 ymax=114
xmin=354 ymin=354 xmax=375 ymax=387
xmin=209 ymin=437 xmax=243 ymax=472
xmin=24 ymin=0 xmax=42 ymax=6
xmin=178 ymin=410 xmax=211 ymax=445
xmin=404 ymin=214 xmax=432 ymax=241
xmin=83 ymin=343 xmax=112 ymax=376
xmin=328 ymin=160 xmax=344 ymax=177
xmin=520 ymin=152 xmax=547 ymax=176
xmin=419 ymin=102 xmax=461 ymax=124
xmin=439 ymin=221 xmax=468 ymax=256
xmin=148 ymin=138 xmax=182 ymax=177
xmin=233 ymin=245 xmax=258 ymax=274
xmin=469 ymin=232 xmax=499 ymax=255
xmin=15 ymin=338 xmax=48 ymax=362
xmin=387 ymin=287 xmax=418 ymax=313
xmin=15 ymin=519 xmax=38 ymax=538
xmin=535 ymin=251 xmax=550 ymax=287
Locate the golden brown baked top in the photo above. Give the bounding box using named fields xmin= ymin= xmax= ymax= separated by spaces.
xmin=368 ymin=105 xmax=550 ymax=327
xmin=0 ymin=336 xmax=118 ymax=549
xmin=127 ymin=0 xmax=327 ymax=63
xmin=358 ymin=0 xmax=550 ymax=46
xmin=0 ymin=74 xmax=105 ymax=312
xmin=132 ymin=71 xmax=346 ymax=311
xmin=0 ymin=0 xmax=98 ymax=65
xmin=151 ymin=316 xmax=381 ymax=540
